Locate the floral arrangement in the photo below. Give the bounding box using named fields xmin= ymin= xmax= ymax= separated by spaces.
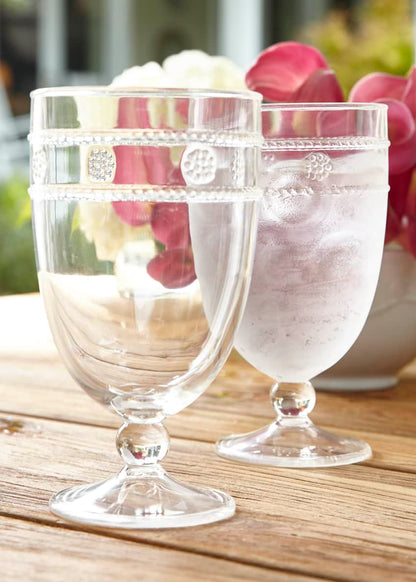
xmin=80 ymin=42 xmax=416 ymax=290
xmin=79 ymin=51 xmax=245 ymax=288
xmin=246 ymin=41 xmax=416 ymax=258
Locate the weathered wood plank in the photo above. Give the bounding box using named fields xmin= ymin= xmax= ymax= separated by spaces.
xmin=0 ymin=412 xmax=415 ymax=582
xmin=0 ymin=356 xmax=415 ymax=474
xmin=1 ymin=293 xmax=415 ymax=445
xmin=2 ymin=516 xmax=319 ymax=582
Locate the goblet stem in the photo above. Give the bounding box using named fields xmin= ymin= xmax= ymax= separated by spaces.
xmin=49 ymin=419 xmax=235 ymax=528
xmin=270 ymin=381 xmax=316 ymax=427
xmin=216 ymin=381 xmax=372 ymax=468
xmin=116 ymin=421 xmax=170 ymax=467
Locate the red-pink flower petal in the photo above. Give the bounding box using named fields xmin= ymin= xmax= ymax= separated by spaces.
xmin=404 ymin=167 xmax=416 ymax=257
xmin=407 ymin=222 xmax=416 ymax=257
xmin=115 ymin=96 xmax=184 ymax=186
xmin=113 ymin=145 xmax=147 ymax=184
xmin=262 ymin=109 xmax=297 ymax=139
xmin=289 ymin=71 xmax=344 ymax=137
xmin=147 ymin=248 xmax=196 ymax=288
xmin=112 ymin=97 xmax=186 ymax=225
xmin=292 ymin=69 xmax=344 ymax=103
xmin=109 ymin=97 xmax=197 ymax=276
xmin=387 ymin=127 xmax=416 ymax=175
xmin=117 ymin=97 xmax=151 ymax=128
xmin=397 ymin=220 xmax=416 ymax=257
xmin=385 ymin=204 xmax=402 ymax=244
xmin=165 ymin=225 xmax=191 ymax=249
xmin=388 ymin=165 xmax=416 ymax=256
xmin=388 ymin=168 xmax=413 ymax=218
xmin=316 ymin=109 xmax=357 ymax=138
xmin=113 ymin=146 xmax=173 ymax=185
xmin=176 ymin=99 xmax=190 ymax=126
xmin=402 ymin=66 xmax=416 ymax=119
xmin=375 ymin=98 xmax=416 ymax=175
xmin=112 ymin=201 xmax=152 ymax=226
xmin=381 ymin=98 xmax=415 ymax=145
xmin=406 ymin=168 xmax=416 ymax=216
xmin=151 ymin=203 xmax=190 ymax=249
xmin=349 ymin=72 xmax=407 ymax=103
xmin=245 ymin=41 xmax=329 ymax=102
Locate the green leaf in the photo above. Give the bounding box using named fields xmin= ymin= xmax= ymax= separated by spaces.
xmin=71 ymin=205 xmax=81 ymax=234
xmin=16 ymin=197 xmax=32 ymax=227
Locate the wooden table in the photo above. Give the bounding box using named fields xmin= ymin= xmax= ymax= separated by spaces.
xmin=1 ymin=293 xmax=415 ymax=581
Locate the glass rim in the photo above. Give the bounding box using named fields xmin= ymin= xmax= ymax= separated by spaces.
xmin=262 ymin=102 xmax=388 ymax=112
xmin=30 ymin=86 xmax=262 ymax=101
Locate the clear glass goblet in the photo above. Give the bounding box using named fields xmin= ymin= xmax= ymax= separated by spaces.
xmin=216 ymin=103 xmax=389 ymax=468
xmin=29 ymin=87 xmax=261 ymax=527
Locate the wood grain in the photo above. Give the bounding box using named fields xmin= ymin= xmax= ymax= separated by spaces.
xmin=0 ymin=411 xmax=415 ymax=581
xmin=3 ymin=516 xmax=321 ymax=582
xmin=1 ymin=293 xmax=416 ymax=581
xmin=0 ymin=354 xmax=415 ymax=474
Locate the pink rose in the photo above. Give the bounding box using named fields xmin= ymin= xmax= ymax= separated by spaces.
xmin=350 ymin=68 xmax=416 ymax=255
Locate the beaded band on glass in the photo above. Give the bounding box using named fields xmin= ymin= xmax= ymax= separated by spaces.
xmin=262 ymin=137 xmax=390 ymax=151
xmin=28 ymin=185 xmax=262 ymax=202
xmin=28 ymin=129 xmax=264 ymax=148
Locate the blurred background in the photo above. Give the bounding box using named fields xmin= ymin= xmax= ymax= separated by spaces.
xmin=0 ymin=0 xmax=413 ymax=295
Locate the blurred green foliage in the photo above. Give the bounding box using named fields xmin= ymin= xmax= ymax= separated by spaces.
xmin=0 ymin=176 xmax=38 ymax=295
xmin=300 ymin=0 xmax=413 ymax=96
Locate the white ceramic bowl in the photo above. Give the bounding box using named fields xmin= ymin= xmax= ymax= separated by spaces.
xmin=314 ymin=246 xmax=416 ymax=390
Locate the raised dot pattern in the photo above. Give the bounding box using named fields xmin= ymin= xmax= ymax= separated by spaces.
xmin=87 ymin=147 xmax=116 ymax=183
xmin=304 ymin=152 xmax=333 ymax=181
xmin=181 ymin=146 xmax=217 ymax=185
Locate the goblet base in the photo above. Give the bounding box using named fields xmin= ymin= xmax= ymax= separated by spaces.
xmin=216 ymin=420 xmax=372 ymax=468
xmin=50 ymin=465 xmax=235 ymax=529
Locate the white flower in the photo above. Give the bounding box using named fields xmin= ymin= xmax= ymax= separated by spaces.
xmin=79 ymin=203 xmax=151 ymax=262
xmin=111 ymin=62 xmax=173 ymax=88
xmin=163 ymin=50 xmax=246 ymax=90
xmin=111 ymin=50 xmax=246 ymax=90
xmin=75 ymin=95 xmax=119 ymax=130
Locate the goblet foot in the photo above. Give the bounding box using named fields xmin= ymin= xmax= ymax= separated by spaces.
xmin=216 ymin=421 xmax=372 ymax=468
xmin=50 ymin=465 xmax=235 ymax=529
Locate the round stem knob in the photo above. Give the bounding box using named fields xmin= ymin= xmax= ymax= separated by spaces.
xmin=116 ymin=422 xmax=169 ymax=466
xmin=270 ymin=381 xmax=316 ymax=420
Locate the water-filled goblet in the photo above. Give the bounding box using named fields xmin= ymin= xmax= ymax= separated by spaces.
xmin=29 ymin=87 xmax=261 ymax=527
xmin=216 ymin=103 xmax=389 ymax=467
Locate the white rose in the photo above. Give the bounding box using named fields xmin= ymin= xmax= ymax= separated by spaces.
xmin=111 ymin=62 xmax=173 ymax=88
xmin=111 ymin=50 xmax=246 ymax=90
xmin=162 ymin=50 xmax=246 ymax=90
xmin=75 ymin=95 xmax=119 ymax=130
xmin=78 ymin=202 xmax=152 ymax=262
